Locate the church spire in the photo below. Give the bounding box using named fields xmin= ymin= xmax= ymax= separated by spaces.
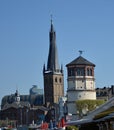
xmin=47 ymin=19 xmax=60 ymax=73
xmin=50 ymin=15 xmax=53 ymax=32
xmin=43 ymin=19 xmax=64 ymax=105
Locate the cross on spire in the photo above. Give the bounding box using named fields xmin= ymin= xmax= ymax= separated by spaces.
xmin=51 ymin=14 xmax=53 ymax=24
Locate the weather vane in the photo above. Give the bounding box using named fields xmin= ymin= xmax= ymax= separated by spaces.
xmin=79 ymin=50 xmax=84 ymax=56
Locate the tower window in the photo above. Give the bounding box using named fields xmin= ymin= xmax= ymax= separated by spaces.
xmin=55 ymin=77 xmax=57 ymax=82
xmin=90 ymin=69 xmax=92 ymax=76
xmin=76 ymin=68 xmax=85 ymax=76
xmin=87 ymin=68 xmax=89 ymax=76
xmin=87 ymin=68 xmax=92 ymax=76
xmin=68 ymin=68 xmax=75 ymax=76
xmin=59 ymin=78 xmax=62 ymax=83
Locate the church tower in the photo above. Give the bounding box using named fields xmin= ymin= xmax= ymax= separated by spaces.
xmin=66 ymin=52 xmax=96 ymax=117
xmin=43 ymin=20 xmax=64 ymax=106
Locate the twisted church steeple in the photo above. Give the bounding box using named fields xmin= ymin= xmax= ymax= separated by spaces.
xmin=47 ymin=20 xmax=60 ymax=73
xmin=43 ymin=19 xmax=64 ymax=105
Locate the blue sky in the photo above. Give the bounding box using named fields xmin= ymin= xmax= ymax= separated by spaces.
xmin=0 ymin=0 xmax=114 ymax=104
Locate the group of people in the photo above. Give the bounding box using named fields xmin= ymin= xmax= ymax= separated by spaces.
xmin=40 ymin=117 xmax=65 ymax=129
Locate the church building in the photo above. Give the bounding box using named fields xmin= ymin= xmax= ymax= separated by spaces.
xmin=43 ymin=20 xmax=64 ymax=106
xmin=66 ymin=52 xmax=96 ymax=117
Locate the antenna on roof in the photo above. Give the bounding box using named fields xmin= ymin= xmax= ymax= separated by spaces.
xmin=79 ymin=50 xmax=84 ymax=56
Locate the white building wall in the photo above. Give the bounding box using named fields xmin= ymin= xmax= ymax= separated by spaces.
xmin=68 ymin=77 xmax=95 ymax=91
xmin=76 ymin=80 xmax=85 ymax=89
xmin=68 ymin=78 xmax=85 ymax=90
xmin=68 ymin=91 xmax=96 ymax=101
xmin=86 ymin=80 xmax=94 ymax=90
xmin=68 ymin=80 xmax=75 ymax=89
xmin=67 ymin=90 xmax=96 ymax=119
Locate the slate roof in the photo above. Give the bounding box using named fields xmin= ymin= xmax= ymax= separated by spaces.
xmin=47 ymin=22 xmax=60 ymax=72
xmin=66 ymin=56 xmax=95 ymax=67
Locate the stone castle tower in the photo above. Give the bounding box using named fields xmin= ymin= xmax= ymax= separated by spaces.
xmin=43 ymin=20 xmax=64 ymax=106
xmin=66 ymin=53 xmax=96 ymax=116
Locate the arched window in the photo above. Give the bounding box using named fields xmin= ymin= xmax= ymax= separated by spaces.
xmin=87 ymin=68 xmax=89 ymax=76
xmin=90 ymin=69 xmax=92 ymax=76
xmin=55 ymin=77 xmax=57 ymax=82
xmin=59 ymin=78 xmax=62 ymax=83
xmin=76 ymin=68 xmax=85 ymax=76
xmin=87 ymin=68 xmax=92 ymax=76
xmin=68 ymin=68 xmax=75 ymax=76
